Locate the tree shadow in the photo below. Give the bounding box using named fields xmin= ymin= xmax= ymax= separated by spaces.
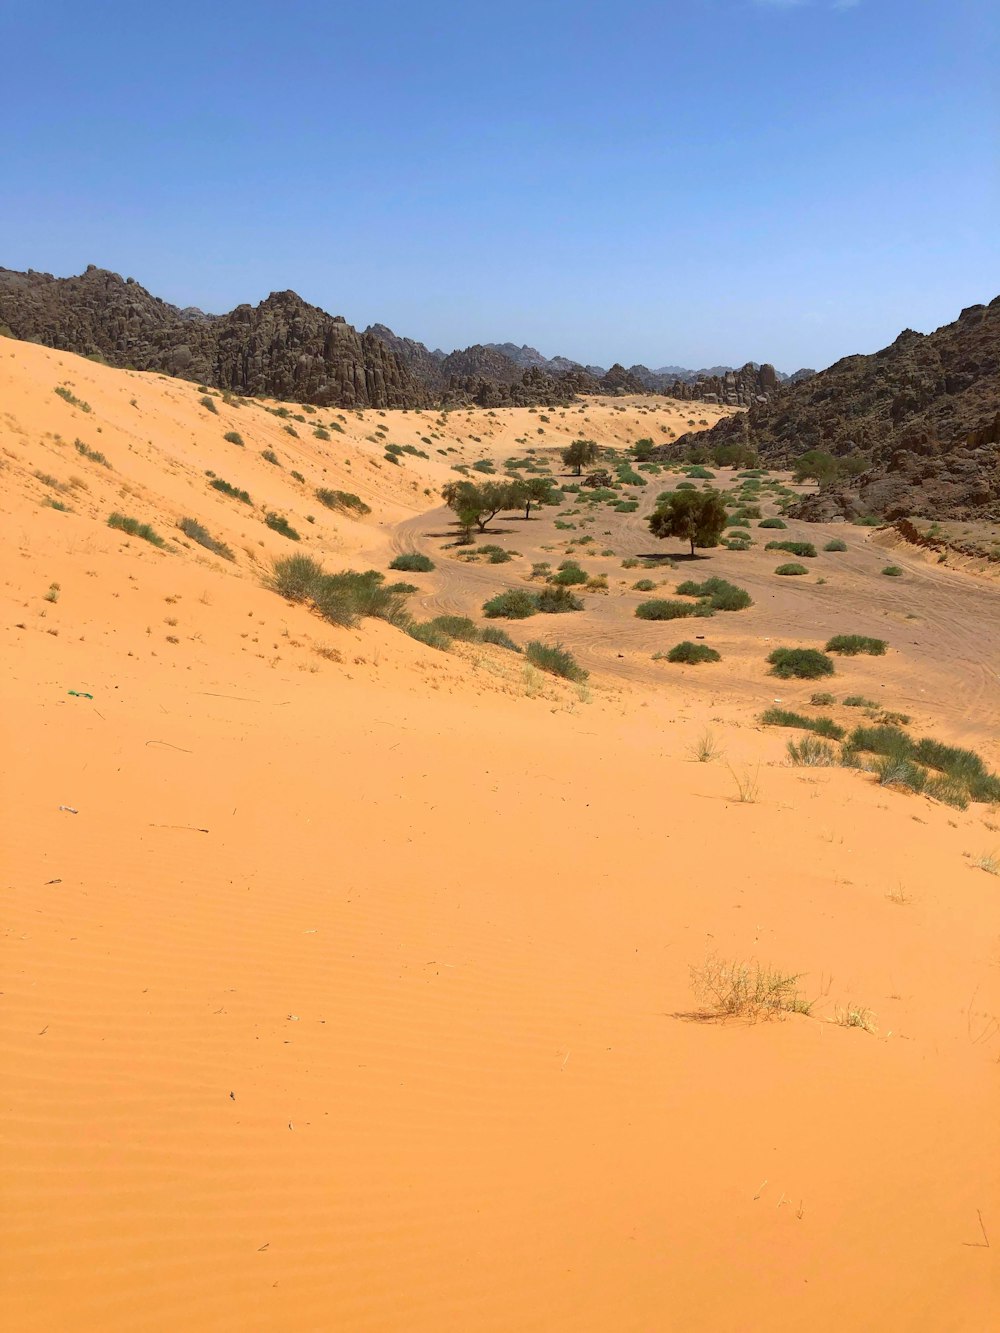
xmin=635 ymin=551 xmax=708 ymax=563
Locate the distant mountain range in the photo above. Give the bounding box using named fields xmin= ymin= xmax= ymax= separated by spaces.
xmin=0 ymin=265 xmax=810 ymax=412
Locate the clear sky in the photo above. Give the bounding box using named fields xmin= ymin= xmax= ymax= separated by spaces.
xmin=2 ymin=0 xmax=996 ymax=372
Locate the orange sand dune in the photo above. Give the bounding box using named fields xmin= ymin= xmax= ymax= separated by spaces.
xmin=1 ymin=342 xmax=998 ymax=1331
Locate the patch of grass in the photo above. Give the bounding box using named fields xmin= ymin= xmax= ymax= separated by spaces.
xmin=483 ymin=589 xmax=538 ymax=619
xmin=535 ymin=586 xmax=584 ymax=613
xmin=768 ymin=648 xmax=834 ymax=679
xmin=787 ymin=736 xmax=837 ymax=766
xmin=881 ymin=565 xmax=903 ymax=577
xmin=107 ymin=513 xmax=166 ymax=547
xmin=666 ymin=641 xmax=720 ymax=664
xmin=765 ymin=540 xmax=817 ymax=558
xmin=43 ymin=497 xmax=70 ymax=512
xmin=386 ymin=581 xmax=417 ymax=594
xmin=291 ymin=470 xmax=305 ymax=483
xmin=223 ymin=431 xmax=244 ymax=446
xmin=728 ymin=765 xmax=761 ymax=803
xmin=389 ymin=552 xmax=434 ymax=573
xmin=633 ymin=579 xmax=657 ymax=591
xmin=826 ymin=634 xmax=887 ymax=656
xmin=55 ymin=385 xmax=91 ymax=412
xmin=775 ymin=562 xmax=808 ymax=576
xmin=264 ymin=513 xmax=300 ymax=541
xmin=315 ymin=488 xmax=371 ymax=516
xmin=199 ymin=395 xmax=218 ymax=414
xmin=810 ymin=692 xmax=835 ymax=706
xmin=834 ymin=1004 xmax=877 ymax=1033
xmin=478 ymin=544 xmax=513 ymax=564
xmin=261 ymin=449 xmax=281 ymax=466
xmin=690 ymin=955 xmax=811 ymax=1021
xmin=407 ymin=622 xmax=452 ymax=651
xmin=524 ymin=640 xmax=588 ymax=682
xmin=974 ymin=852 xmax=999 ymax=876
xmin=270 ymin=557 xmax=408 ymax=628
xmin=74 ymin=439 xmax=110 ymax=467
xmin=178 ymin=517 xmax=235 ymax=560
xmin=824 ymin=538 xmax=847 ymax=552
xmin=675 ymin=577 xmax=752 ymax=611
xmin=480 ymin=626 xmax=522 ymax=652
xmin=636 ymin=599 xmax=710 ymax=621
xmin=210 ymin=478 xmax=251 ymax=504
xmin=689 ymin=730 xmax=722 ymax=762
xmin=843 ymin=695 xmax=876 ymax=708
xmin=760 ymin=708 xmax=845 ymax=740
xmin=428 ymin=615 xmax=479 ymax=641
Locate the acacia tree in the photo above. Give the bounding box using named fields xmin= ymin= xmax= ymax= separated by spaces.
xmin=442 ymin=479 xmax=521 ymax=533
xmin=648 ymin=489 xmax=727 ymax=556
xmin=519 ymin=476 xmax=556 ymax=518
xmin=561 ymin=438 xmax=599 ymax=475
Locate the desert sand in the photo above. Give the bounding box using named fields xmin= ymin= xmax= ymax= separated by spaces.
xmin=2 ymin=341 xmax=998 ymax=1331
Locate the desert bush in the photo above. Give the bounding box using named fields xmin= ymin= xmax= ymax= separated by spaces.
xmin=775 ymin=562 xmax=808 ymax=576
xmin=690 ymin=955 xmax=811 ymax=1021
xmin=666 ymin=641 xmax=721 ymax=664
xmin=478 ymin=544 xmax=512 ymax=564
xmin=178 ymin=517 xmax=235 ymax=560
xmin=483 ymin=589 xmax=538 ymax=619
xmin=389 ymin=552 xmax=435 ymax=572
xmin=882 ymin=565 xmax=903 ymax=577
xmin=386 ymin=581 xmax=417 ymax=594
xmin=428 ymin=615 xmax=479 ymax=641
xmin=924 ymin=775 xmax=970 ymax=810
xmin=55 ymin=385 xmax=92 ymax=412
xmin=824 ymin=538 xmax=848 ymax=552
xmin=535 ymin=586 xmax=584 ymax=613
xmin=107 ymin=513 xmax=166 ymax=547
xmin=843 ymin=695 xmax=876 ymax=707
xmin=633 ymin=579 xmax=656 ymax=591
xmin=262 ymin=449 xmax=281 ymax=466
xmin=525 ymin=640 xmax=588 ymax=682
xmin=760 ymin=708 xmax=844 ymax=740
xmin=315 ymin=488 xmax=371 ymax=516
xmin=621 ymin=557 xmax=640 ymax=569
xmin=875 ymin=756 xmax=927 ymax=793
xmin=224 ymin=431 xmax=244 ymax=446
xmin=480 ymin=626 xmax=522 ymax=652
xmin=787 ymin=737 xmax=837 ymax=766
xmin=271 ymin=554 xmax=325 ymax=600
xmin=675 ymin=577 xmax=752 ymax=611
xmin=825 ymin=634 xmax=887 ymax=656
xmin=211 ymin=478 xmax=251 ymax=503
xmin=407 ymin=622 xmax=452 ymax=651
xmin=550 ymin=561 xmax=587 ymax=586
xmin=74 ymin=439 xmax=111 ymax=467
xmin=199 ymin=395 xmax=218 ymax=414
xmin=810 ymin=692 xmax=835 ymax=706
xmin=765 ymin=540 xmax=817 ymax=558
xmin=636 ymin=599 xmax=708 ymax=621
xmin=768 ymin=647 xmax=835 ymax=679
xmin=264 ymin=513 xmax=300 ymax=540
xmin=759 ymin=517 xmax=787 ymax=529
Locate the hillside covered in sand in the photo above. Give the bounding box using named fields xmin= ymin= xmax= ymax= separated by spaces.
xmin=2 ymin=340 xmax=999 ymax=1331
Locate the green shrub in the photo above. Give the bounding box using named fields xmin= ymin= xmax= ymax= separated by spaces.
xmin=315 ymin=488 xmax=371 ymax=516
xmin=768 ymin=648 xmax=835 ymax=679
xmin=314 ymin=427 xmax=331 ymax=441
xmin=621 ymin=557 xmax=640 ymax=569
xmin=262 ymin=449 xmax=281 ymax=466
xmin=882 ymin=565 xmax=903 ymax=577
xmin=483 ymin=589 xmax=538 ymax=619
xmin=74 ymin=439 xmax=111 ymax=467
xmin=386 ymin=581 xmax=417 ymax=594
xmin=525 ymin=641 xmax=588 ymax=682
xmin=666 ymin=641 xmax=720 ymax=664
xmin=636 ymin=598 xmax=710 ymax=621
xmin=199 ymin=395 xmax=218 ymax=414
xmin=759 ymin=517 xmax=787 ymax=529
xmin=107 ymin=513 xmax=166 ymax=547
xmin=685 ymin=466 xmax=714 ymax=479
xmin=178 ymin=517 xmax=235 ymax=560
xmin=843 ymin=695 xmax=876 ymax=707
xmin=428 ymin=615 xmax=479 ymax=641
xmin=787 ymin=737 xmax=837 ymax=766
xmin=875 ymin=756 xmax=927 ymax=793
xmin=765 ymin=540 xmax=817 ymax=558
xmin=389 ymin=552 xmax=434 ymax=573
xmin=924 ymin=775 xmax=970 ymax=810
xmin=825 ymin=634 xmax=887 ymax=656
xmin=775 ymin=562 xmax=808 ymax=576
xmin=55 ymin=385 xmax=92 ymax=412
xmin=824 ymin=538 xmax=847 ymax=552
xmin=810 ymin=692 xmax=835 ymax=706
xmin=535 ymin=586 xmax=584 ymax=613
xmin=407 ymin=622 xmax=452 ymax=651
xmin=675 ymin=577 xmax=752 ymax=611
xmin=264 ymin=513 xmax=300 ymax=541
xmin=478 ymin=544 xmax=513 ymax=564
xmin=550 ymin=561 xmax=587 ymax=586
xmin=271 ymin=554 xmax=325 ymax=599
xmin=210 ymin=478 xmax=251 ymax=504
xmin=633 ymin=579 xmax=656 ymax=592
xmin=760 ymin=708 xmax=844 ymax=740
xmin=224 ymin=431 xmax=244 ymax=446
xmin=480 ymin=626 xmax=522 ymax=652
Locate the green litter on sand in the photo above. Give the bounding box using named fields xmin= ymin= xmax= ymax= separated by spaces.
xmin=68 ymin=690 xmax=94 ymax=699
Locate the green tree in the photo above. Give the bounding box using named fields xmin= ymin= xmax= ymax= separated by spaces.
xmin=442 ymin=479 xmax=521 ymax=534
xmin=519 ymin=476 xmax=556 ymax=518
xmin=648 ymin=489 xmax=728 ymax=556
xmin=792 ymin=449 xmax=838 ymax=485
xmin=632 ymin=437 xmax=655 ymax=462
xmin=561 ymin=438 xmax=599 ymax=475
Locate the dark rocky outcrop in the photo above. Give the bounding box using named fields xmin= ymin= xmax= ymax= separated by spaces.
xmin=662 ymin=299 xmax=1000 ymax=521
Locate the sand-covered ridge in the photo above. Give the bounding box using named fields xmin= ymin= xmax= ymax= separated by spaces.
xmin=2 ymin=341 xmax=998 ymax=1331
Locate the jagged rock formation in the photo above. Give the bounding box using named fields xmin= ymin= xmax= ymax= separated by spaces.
xmin=664 ymin=298 xmax=1000 ymax=521
xmin=0 ymin=267 xmax=430 ymax=408
xmin=662 ymin=362 xmax=783 ymax=406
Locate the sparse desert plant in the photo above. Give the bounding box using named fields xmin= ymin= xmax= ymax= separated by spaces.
xmin=480 ymin=626 xmax=522 ymax=652
xmin=477 ymin=544 xmax=513 ymax=564
xmin=974 ymin=851 xmax=999 ymax=876
xmin=728 ymin=764 xmax=761 ymax=803
xmin=760 ymin=708 xmax=844 ymax=740
xmin=882 ymin=565 xmax=903 ymax=577
xmin=483 ymin=589 xmax=538 ymax=619
xmin=535 ymin=585 xmax=583 ymax=613
xmin=224 ymin=431 xmax=244 ymax=446
xmin=824 ymin=538 xmax=848 ymax=552
xmin=768 ymin=647 xmax=834 ymax=679
xmin=389 ymin=552 xmax=434 ymax=573
xmin=428 ymin=615 xmax=479 ymax=641
xmin=210 ymin=478 xmax=252 ymax=503
xmin=690 ymin=955 xmax=811 ymax=1021
xmin=74 ymin=439 xmax=111 ymax=467
xmin=635 ymin=598 xmax=708 ymax=621
xmin=675 ymin=577 xmax=752 ymax=611
xmin=924 ymin=775 xmax=969 ymax=809
xmin=633 ymin=579 xmax=657 ymax=591
xmin=107 ymin=512 xmax=166 ymax=547
xmin=386 ymin=581 xmax=417 ymax=594
xmin=550 ymin=560 xmax=588 ymax=586
xmin=55 ymin=385 xmax=91 ymax=412
xmin=261 ymin=449 xmax=281 ymax=466
xmin=759 ymin=517 xmax=787 ymax=529
xmin=43 ymin=497 xmax=70 ymax=512
xmin=874 ymin=756 xmax=927 ymax=793
xmin=834 ymin=1004 xmax=876 ymax=1033
xmin=689 ymin=730 xmax=722 ymax=763
xmin=775 ymin=562 xmax=808 ymax=576
xmin=666 ymin=641 xmax=720 ymax=664
xmin=178 ymin=517 xmax=235 ymax=560
xmin=264 ymin=512 xmax=300 ymax=540
xmin=810 ymin=692 xmax=835 ymax=706
xmin=407 ymin=621 xmax=453 ymax=651
xmin=825 ymin=634 xmax=887 ymax=656
xmin=786 ymin=736 xmax=837 ymax=766
xmin=315 ymin=488 xmax=371 ymax=516
xmin=843 ymin=695 xmax=876 ymax=708
xmin=765 ymin=540 xmax=817 ymax=558
xmin=199 ymin=395 xmax=218 ymax=414
xmin=524 ymin=640 xmax=588 ymax=682
xmin=44 ymin=582 xmax=60 ymax=603
xmin=621 ymin=557 xmax=640 ymax=569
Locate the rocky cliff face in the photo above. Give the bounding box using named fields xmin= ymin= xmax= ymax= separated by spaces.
xmin=0 ymin=267 xmax=431 ymax=409
xmin=664 ymin=298 xmax=1000 ymax=521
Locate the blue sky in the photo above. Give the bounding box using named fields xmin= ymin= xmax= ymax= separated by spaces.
xmin=2 ymin=0 xmax=996 ymax=371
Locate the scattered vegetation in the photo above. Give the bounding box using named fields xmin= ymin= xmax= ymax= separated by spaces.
xmin=210 ymin=478 xmax=251 ymax=504
xmin=264 ymin=513 xmax=300 ymax=541
xmin=483 ymin=589 xmax=538 ymax=619
xmin=824 ymin=538 xmax=848 ymax=552
xmin=199 ymin=395 xmax=218 ymax=414
xmin=690 ymin=955 xmax=812 ymax=1021
xmin=74 ymin=439 xmax=110 ymax=467
xmin=760 ymin=708 xmax=844 ymax=740
xmin=768 ymin=647 xmax=835 ymax=679
xmin=389 ymin=552 xmax=435 ymax=573
xmin=107 ymin=513 xmax=166 ymax=547
xmin=786 ymin=737 xmax=837 ymax=766
xmin=665 ymin=641 xmax=720 ymax=664
xmin=825 ymin=634 xmax=887 ymax=656
xmin=765 ymin=540 xmax=817 ymax=558
xmin=223 ymin=431 xmax=244 ymax=446
xmin=636 ymin=598 xmax=710 ymax=621
xmin=55 ymin=385 xmax=91 ymax=412
xmin=882 ymin=565 xmax=903 ymax=577
xmin=525 ymin=640 xmax=588 ymax=682
xmin=315 ymin=488 xmax=371 ymax=516
xmin=675 ymin=577 xmax=752 ymax=611
xmin=269 ymin=555 xmax=409 ymax=628
xmin=178 ymin=517 xmax=235 ymax=560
